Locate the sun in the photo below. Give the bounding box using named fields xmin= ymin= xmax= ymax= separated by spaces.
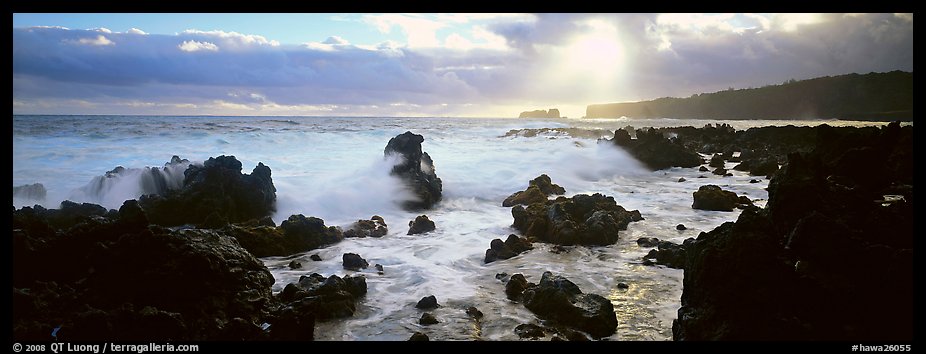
xmin=559 ymin=20 xmax=627 ymax=88
xmin=567 ymin=33 xmax=624 ymax=72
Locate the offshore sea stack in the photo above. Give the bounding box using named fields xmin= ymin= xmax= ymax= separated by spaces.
xmin=139 ymin=155 xmax=276 ymax=226
xmin=673 ymin=122 xmax=913 ymax=340
xmin=385 ymin=131 xmax=443 ymax=211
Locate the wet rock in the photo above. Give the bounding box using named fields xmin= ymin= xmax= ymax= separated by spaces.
xmin=309 ymin=254 xmax=322 ymax=262
xmin=750 ymin=179 xmax=761 ymax=183
xmin=407 ymin=215 xmax=435 ymax=235
xmin=385 ymin=131 xmax=443 ymax=211
xmin=466 ymin=306 xmax=484 ymax=320
xmin=520 ymin=271 xmax=618 ymax=339
xmin=512 ymin=193 xmax=642 ymax=246
xmin=505 ymin=274 xmax=531 ymax=301
xmin=502 ymin=174 xmax=567 ymax=208
xmin=13 ymin=183 xmax=46 ymax=201
xmin=11 ymin=210 xmax=276 ymax=340
xmin=636 ymin=237 xmax=660 ymax=248
xmin=692 ymin=185 xmax=752 ymax=212
xmin=419 ymin=313 xmax=439 ymax=325
xmin=502 ymin=185 xmax=548 ymax=207
xmin=736 ymin=157 xmax=780 ymax=177
xmin=676 ymin=224 xmax=687 ymax=230
xmin=226 ymin=214 xmax=343 ymax=257
xmin=484 ymin=234 xmax=533 ymax=263
xmin=674 ymin=123 xmax=913 ymax=341
xmin=709 ymin=154 xmax=726 ymax=168
xmin=268 ymin=305 xmax=315 ymax=341
xmin=278 ymin=273 xmax=368 ymax=321
xmin=530 ymin=174 xmax=567 ymax=195
xmin=117 ymin=199 xmax=149 ymax=231
xmin=617 ymin=283 xmax=629 ymax=290
xmin=139 ymin=155 xmax=276 ymax=226
xmin=416 ymin=295 xmax=439 ymax=309
xmin=699 ymin=166 xmax=709 ymax=172
xmin=642 ymin=239 xmax=693 ymax=269
xmin=374 ymin=264 xmax=384 ymax=274
xmin=343 ymin=216 xmax=388 ymax=238
xmin=677 ymin=177 xmax=687 ymax=182
xmin=408 ymin=332 xmax=430 ymax=341
xmin=342 ymin=253 xmax=369 ymax=271
xmin=46 ymin=200 xmax=109 ymax=230
xmin=515 ymin=323 xmax=546 ymax=339
xmin=201 ymin=212 xmax=229 ymax=229
xmin=288 ymin=260 xmax=302 ymax=270
xmin=712 ymin=167 xmax=727 ymax=176
xmin=610 ymin=128 xmax=703 ymax=170
xmin=256 ymin=216 xmax=275 ymax=227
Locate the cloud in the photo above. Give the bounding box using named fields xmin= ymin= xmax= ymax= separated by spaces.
xmin=178 ymin=40 xmax=218 ymax=52
xmin=72 ymin=34 xmax=114 ymax=46
xmin=323 ymin=36 xmax=349 ymax=45
xmin=12 ymin=14 xmax=913 ymax=117
xmin=362 ymin=14 xmax=445 ymax=48
xmin=181 ymin=29 xmax=280 ymax=48
xmin=127 ymin=28 xmax=148 ymax=35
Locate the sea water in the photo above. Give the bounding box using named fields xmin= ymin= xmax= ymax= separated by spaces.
xmin=12 ymin=115 xmax=897 ymax=341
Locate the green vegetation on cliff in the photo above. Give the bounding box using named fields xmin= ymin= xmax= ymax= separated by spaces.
xmin=586 ymin=71 xmax=912 ymax=121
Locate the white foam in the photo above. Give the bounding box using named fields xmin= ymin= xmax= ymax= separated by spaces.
xmin=11 ymin=116 xmax=835 ymax=340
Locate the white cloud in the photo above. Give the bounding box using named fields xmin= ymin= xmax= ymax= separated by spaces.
xmin=363 ymin=14 xmax=445 ymax=48
xmin=772 ymin=13 xmax=824 ymax=32
xmin=29 ymin=25 xmax=70 ymax=30
xmin=435 ymin=13 xmax=535 ymax=24
xmin=178 ymin=40 xmax=218 ymax=52
xmin=127 ymin=28 xmax=148 ymax=35
xmin=12 ymin=14 xmax=913 ymax=117
xmin=73 ymin=35 xmax=114 ymax=46
xmin=181 ymin=29 xmax=280 ymax=47
xmin=92 ymin=27 xmax=112 ymax=33
xmin=323 ymin=36 xmax=349 ymax=45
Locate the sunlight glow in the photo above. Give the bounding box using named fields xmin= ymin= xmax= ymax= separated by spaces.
xmin=554 ymin=19 xmax=628 ymax=101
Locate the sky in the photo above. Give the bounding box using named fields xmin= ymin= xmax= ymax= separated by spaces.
xmin=12 ymin=13 xmax=914 ymax=117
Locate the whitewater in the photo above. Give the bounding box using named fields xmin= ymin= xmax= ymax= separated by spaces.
xmin=11 ymin=115 xmax=895 ymax=341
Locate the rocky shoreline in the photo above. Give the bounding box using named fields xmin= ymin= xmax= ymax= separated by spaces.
xmin=12 ymin=123 xmax=913 ymax=341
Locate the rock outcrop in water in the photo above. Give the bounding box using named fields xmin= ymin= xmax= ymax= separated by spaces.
xmin=484 ymin=234 xmax=533 ymax=264
xmin=519 ymin=109 xmax=561 ymax=119
xmin=13 ymin=183 xmax=46 ymax=202
xmin=691 ymin=185 xmax=753 ymax=212
xmin=139 ymin=155 xmax=276 ymax=226
xmin=343 ymin=215 xmax=388 ymax=238
xmin=385 ymin=132 xmax=442 ymax=211
xmin=407 ymin=215 xmax=436 ymax=235
xmin=74 ymin=156 xmax=191 ymax=205
xmin=506 ymin=272 xmax=618 ymax=339
xmin=673 ymin=122 xmax=913 ymax=340
xmin=512 ymin=193 xmax=642 ymax=246
xmin=502 ymin=174 xmax=566 ymax=207
xmin=225 ymin=214 xmax=343 ymax=257
xmin=609 ymin=128 xmax=703 ymax=170
xmin=642 ymin=239 xmax=694 ymax=269
xmin=276 ymin=273 xmax=368 ymax=321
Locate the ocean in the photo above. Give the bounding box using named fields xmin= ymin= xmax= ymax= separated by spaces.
xmin=11 ymin=115 xmax=899 ymax=341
